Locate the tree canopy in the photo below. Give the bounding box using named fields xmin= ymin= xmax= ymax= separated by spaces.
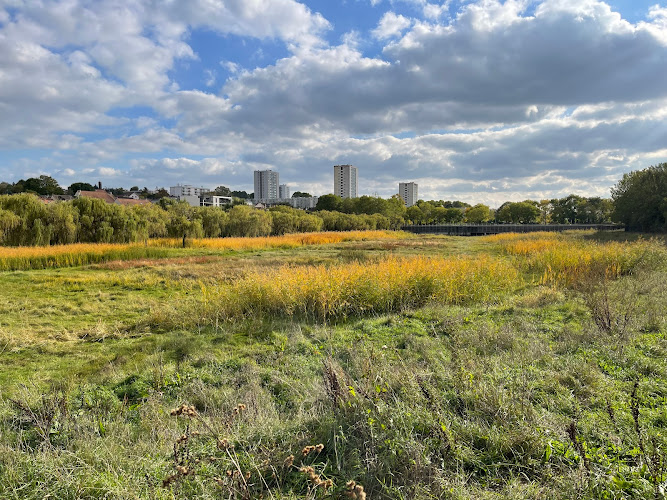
xmin=612 ymin=163 xmax=667 ymax=232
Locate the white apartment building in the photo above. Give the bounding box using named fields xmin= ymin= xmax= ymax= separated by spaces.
xmin=170 ymin=184 xmax=206 ymax=197
xmin=279 ymin=184 xmax=290 ymax=199
xmin=253 ymin=196 xmax=319 ymax=209
xmin=254 ymin=170 xmax=279 ymax=201
xmin=399 ymin=182 xmax=418 ymax=207
xmin=290 ymin=196 xmax=319 ymax=209
xmin=334 ymin=164 xmax=358 ymax=199
xmin=200 ymin=195 xmax=232 ymax=207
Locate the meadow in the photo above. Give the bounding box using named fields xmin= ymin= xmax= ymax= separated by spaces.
xmin=0 ymin=230 xmax=665 ymax=499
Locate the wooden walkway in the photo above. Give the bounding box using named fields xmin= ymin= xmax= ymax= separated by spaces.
xmin=401 ymin=223 xmax=624 ymax=236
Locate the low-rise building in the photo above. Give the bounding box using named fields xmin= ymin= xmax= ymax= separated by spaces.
xmin=253 ymin=197 xmax=319 ymax=209
xmin=170 ymin=184 xmax=207 ymax=198
xmin=74 ymin=189 xmax=116 ymax=204
xmin=200 ymin=195 xmax=232 ymax=207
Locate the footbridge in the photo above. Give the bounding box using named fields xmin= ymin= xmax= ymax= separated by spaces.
xmin=401 ymin=223 xmax=624 ymax=236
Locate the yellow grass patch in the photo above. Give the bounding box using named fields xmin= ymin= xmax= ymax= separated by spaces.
xmin=197 ymin=254 xmax=521 ymax=322
xmin=146 ymin=230 xmax=406 ymax=250
xmin=482 ymin=232 xmax=658 ymax=286
xmin=0 ymin=231 xmax=406 ymax=271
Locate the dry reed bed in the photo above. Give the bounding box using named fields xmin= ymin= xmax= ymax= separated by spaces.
xmin=146 ymin=230 xmax=404 ymax=250
xmin=0 ymin=231 xmax=404 ymax=271
xmin=0 ymin=243 xmax=173 ymax=271
xmin=196 ymin=255 xmax=521 ymax=322
xmin=482 ymin=232 xmax=661 ymax=286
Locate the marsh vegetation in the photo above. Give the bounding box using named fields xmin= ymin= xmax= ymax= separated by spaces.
xmin=0 ymin=230 xmax=665 ymax=499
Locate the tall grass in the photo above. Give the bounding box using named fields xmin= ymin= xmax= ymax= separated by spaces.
xmin=196 ymin=254 xmax=521 ymax=322
xmin=0 ymin=243 xmax=175 ymax=271
xmin=483 ymin=232 xmax=661 ymax=286
xmin=0 ymin=231 xmax=405 ymax=271
xmin=146 ymin=230 xmax=405 ymax=250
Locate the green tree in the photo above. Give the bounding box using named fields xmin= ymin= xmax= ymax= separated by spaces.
xmin=23 ymin=176 xmax=64 ymax=195
xmin=148 ymin=188 xmax=170 ymax=200
xmin=405 ymin=205 xmax=424 ymax=224
xmin=292 ymin=191 xmax=312 ymax=198
xmin=0 ymin=193 xmax=49 ymax=245
xmin=166 ymin=202 xmax=204 ymax=247
xmin=496 ymin=202 xmax=540 ymax=223
xmin=131 ymin=204 xmax=168 ymax=242
xmin=46 ymin=202 xmax=78 ymax=244
xmin=538 ymin=200 xmax=552 ymax=224
xmin=315 ymin=194 xmax=343 ymax=212
xmin=465 ymin=204 xmax=491 ymax=223
xmin=550 ymin=195 xmax=584 ymax=224
xmin=269 ymin=206 xmax=298 ymax=235
xmin=199 ymin=207 xmax=229 ymax=238
xmin=0 ymin=208 xmax=21 ymax=244
xmin=72 ymin=197 xmax=120 ymax=243
xmin=443 ymin=208 xmax=464 ymax=223
xmin=67 ymin=182 xmax=96 ymax=195
xmin=612 ymin=163 xmax=667 ymax=232
xmin=225 ymin=205 xmax=272 ymax=237
xmin=577 ymin=197 xmax=613 ymax=224
xmin=213 ymin=186 xmax=232 ymax=196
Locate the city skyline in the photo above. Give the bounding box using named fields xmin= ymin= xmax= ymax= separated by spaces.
xmin=1 ymin=1 xmax=666 ymax=205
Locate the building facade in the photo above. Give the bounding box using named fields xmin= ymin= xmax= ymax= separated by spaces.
xmin=200 ymin=195 xmax=232 ymax=207
xmin=279 ymin=184 xmax=290 ymax=199
xmin=170 ymin=184 xmax=206 ymax=197
xmin=290 ymin=196 xmax=319 ymax=209
xmin=334 ymin=164 xmax=358 ymax=199
xmin=254 ymin=170 xmax=279 ymax=201
xmin=399 ymin=182 xmax=418 ymax=207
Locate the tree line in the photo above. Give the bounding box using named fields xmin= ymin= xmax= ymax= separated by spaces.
xmin=0 ymin=195 xmax=406 ymax=246
xmin=315 ymin=194 xmax=615 ymax=225
xmin=0 ymin=163 xmax=664 ymax=246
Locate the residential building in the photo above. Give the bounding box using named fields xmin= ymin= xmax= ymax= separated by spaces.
xmin=399 ymin=182 xmax=418 ymax=207
xmin=279 ymin=184 xmax=290 ymax=199
xmin=200 ymin=195 xmax=232 ymax=207
xmin=179 ymin=195 xmax=202 ymax=207
xmin=254 ymin=170 xmax=279 ymax=201
xmin=74 ymin=189 xmax=116 ymax=204
xmin=170 ymin=184 xmax=206 ymax=197
xmin=334 ymin=164 xmax=358 ymax=199
xmin=290 ymin=196 xmax=319 ymax=209
xmin=252 ymin=196 xmax=319 ymax=210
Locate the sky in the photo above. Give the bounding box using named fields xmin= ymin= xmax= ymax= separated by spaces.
xmin=1 ymin=0 xmax=667 ymax=205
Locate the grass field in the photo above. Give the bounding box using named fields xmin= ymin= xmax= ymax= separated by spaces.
xmin=0 ymin=230 xmax=666 ymax=499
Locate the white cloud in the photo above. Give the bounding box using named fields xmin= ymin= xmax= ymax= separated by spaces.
xmin=2 ymin=0 xmax=667 ymax=203
xmin=98 ymin=167 xmax=121 ymax=177
xmin=0 ymin=0 xmax=331 ymax=148
xmin=372 ymin=12 xmax=412 ymax=39
xmin=423 ymin=2 xmax=450 ymax=20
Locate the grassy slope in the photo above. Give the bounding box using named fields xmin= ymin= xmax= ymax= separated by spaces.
xmin=0 ymin=233 xmax=665 ymax=499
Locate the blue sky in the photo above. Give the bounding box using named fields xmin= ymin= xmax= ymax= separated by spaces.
xmin=1 ymin=0 xmax=666 ymax=205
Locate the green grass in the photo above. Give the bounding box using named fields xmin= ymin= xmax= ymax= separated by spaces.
xmin=0 ymin=233 xmax=666 ymax=499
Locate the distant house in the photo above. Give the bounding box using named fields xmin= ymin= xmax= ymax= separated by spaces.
xmin=74 ymin=189 xmax=116 ymax=204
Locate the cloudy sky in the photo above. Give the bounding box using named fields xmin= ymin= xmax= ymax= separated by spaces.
xmin=1 ymin=0 xmax=667 ymax=204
